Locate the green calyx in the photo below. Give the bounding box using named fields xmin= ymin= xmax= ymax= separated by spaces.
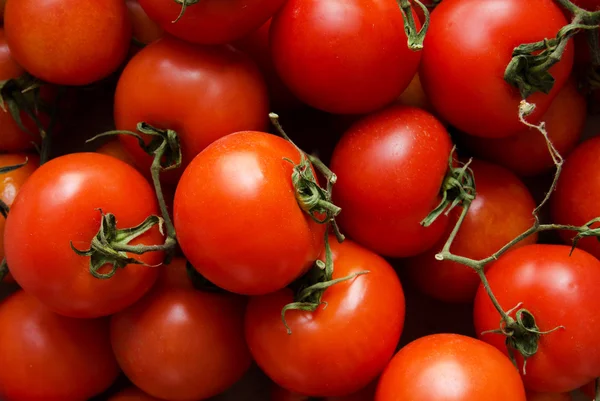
xmin=571 ymin=217 xmax=600 ymax=252
xmin=172 ymin=0 xmax=200 ymax=23
xmin=397 ymin=0 xmax=430 ymax=51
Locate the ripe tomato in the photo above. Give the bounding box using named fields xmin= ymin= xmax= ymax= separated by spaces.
xmin=4 ymin=0 xmax=131 ymax=85
xmin=138 ymin=0 xmax=286 ymax=44
xmin=0 ymin=290 xmax=119 ymax=401
xmin=245 ymin=237 xmax=405 ymax=397
xmin=107 ymin=386 xmax=163 ymax=401
xmin=272 ymin=382 xmax=376 ymax=401
xmin=4 ymin=153 xmax=164 ymax=318
xmin=395 ymin=73 xmax=434 ymax=113
xmin=330 ymin=105 xmax=452 ymax=258
xmin=405 ymin=159 xmax=537 ymax=303
xmin=474 ymin=245 xmax=600 ymax=393
xmin=115 ymin=37 xmax=269 ymax=184
xmin=96 ymin=138 xmax=137 ymax=168
xmin=270 ymin=0 xmax=422 ymax=114
xmin=126 ymin=0 xmax=163 ymax=45
xmin=111 ymin=288 xmax=251 ymax=400
xmin=420 ymin=0 xmax=573 ymax=138
xmin=551 ymin=137 xmax=600 ymax=260
xmin=174 ymin=131 xmax=325 ymax=295
xmin=376 ymin=333 xmax=526 ymax=401
xmin=526 ymin=392 xmax=573 ymax=401
xmin=459 ymin=80 xmax=586 ymax=177
xmin=580 ymin=380 xmax=597 ymax=400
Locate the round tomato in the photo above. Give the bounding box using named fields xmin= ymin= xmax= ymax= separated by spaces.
xmin=272 ymin=383 xmax=376 ymax=401
xmin=0 ymin=290 xmax=119 ymax=401
xmin=138 ymin=0 xmax=286 ymax=44
xmin=330 ymin=105 xmax=452 ymax=258
xmin=551 ymin=136 xmax=600 ymax=260
xmin=526 ymin=392 xmax=572 ymax=401
xmin=375 ymin=334 xmax=527 ymax=401
xmin=474 ymin=245 xmax=600 ymax=393
xmin=270 ymin=0 xmax=422 ymax=114
xmin=111 ymin=288 xmax=251 ymax=400
xmin=174 ymin=131 xmax=325 ymax=295
xmin=405 ymin=159 xmax=537 ymax=303
xmin=114 ymin=37 xmax=269 ymax=184
xmin=4 ymin=153 xmax=164 ymax=318
xmin=245 ymin=237 xmax=405 ymax=397
xmin=107 ymin=386 xmax=163 ymax=401
xmin=4 ymin=0 xmax=131 ymax=85
xmin=420 ymin=0 xmax=573 ymax=138
xmin=459 ymin=80 xmax=586 ymax=177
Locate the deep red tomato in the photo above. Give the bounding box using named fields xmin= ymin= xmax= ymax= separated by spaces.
xmin=96 ymin=138 xmax=138 ymax=168
xmin=474 ymin=245 xmax=600 ymax=393
xmin=174 ymin=131 xmax=325 ymax=295
xmin=330 ymin=105 xmax=452 ymax=258
xmin=0 ymin=290 xmax=119 ymax=401
xmin=580 ymin=380 xmax=597 ymax=400
xmin=245 ymin=237 xmax=405 ymax=397
xmin=551 ymin=137 xmax=600 ymax=260
xmin=420 ymin=0 xmax=573 ymax=138
xmin=376 ymin=334 xmax=527 ymax=401
xmin=4 ymin=153 xmax=164 ymax=318
xmin=270 ymin=0 xmax=422 ymax=114
xmin=571 ymin=0 xmax=600 ymax=10
xmin=111 ymin=287 xmax=251 ymax=400
xmin=107 ymin=386 xmax=163 ymax=401
xmin=272 ymin=382 xmax=376 ymax=401
xmin=4 ymin=0 xmax=131 ymax=85
xmin=460 ymin=80 xmax=586 ymax=177
xmin=115 ymin=37 xmax=269 ymax=184
xmin=138 ymin=0 xmax=286 ymax=44
xmin=526 ymin=392 xmax=573 ymax=401
xmin=405 ymin=159 xmax=538 ymax=303
xmin=126 ymin=0 xmax=163 ymax=45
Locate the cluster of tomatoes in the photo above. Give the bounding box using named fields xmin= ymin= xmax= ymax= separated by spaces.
xmin=0 ymin=0 xmax=600 ymax=400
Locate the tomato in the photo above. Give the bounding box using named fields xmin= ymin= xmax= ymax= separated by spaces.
xmin=245 ymin=237 xmax=405 ymax=397
xmin=420 ymin=0 xmax=573 ymax=138
xmin=272 ymin=382 xmax=376 ymax=401
xmin=270 ymin=0 xmax=422 ymax=114
xmin=153 ymin=257 xmax=195 ymax=291
xmin=111 ymin=287 xmax=251 ymax=400
xmin=376 ymin=333 xmax=526 ymax=401
xmin=581 ymin=380 xmax=597 ymax=400
xmin=405 ymin=159 xmax=537 ymax=303
xmin=138 ymin=0 xmax=286 ymax=44
xmin=115 ymin=37 xmax=269 ymax=184
xmin=329 ymin=105 xmax=452 ymax=258
xmin=526 ymin=392 xmax=573 ymax=401
xmin=174 ymin=131 xmax=325 ymax=295
xmin=96 ymin=138 xmax=137 ymax=168
xmin=4 ymin=153 xmax=164 ymax=318
xmin=0 ymin=290 xmax=119 ymax=401
xmin=459 ymin=80 xmax=586 ymax=177
xmin=107 ymin=386 xmax=163 ymax=401
xmin=395 ymin=73 xmax=434 ymax=113
xmin=571 ymin=0 xmax=600 ymax=10
xmin=126 ymin=0 xmax=163 ymax=45
xmin=474 ymin=245 xmax=600 ymax=393
xmin=551 ymin=137 xmax=600 ymax=260
xmin=4 ymin=0 xmax=131 ymax=86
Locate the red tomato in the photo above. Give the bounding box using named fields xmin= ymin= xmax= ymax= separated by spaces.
xmin=4 ymin=153 xmax=164 ymax=318
xmin=571 ymin=0 xmax=600 ymax=10
xmin=96 ymin=138 xmax=138 ymax=168
xmin=551 ymin=137 xmax=600 ymax=260
xmin=405 ymin=159 xmax=538 ymax=303
xmin=153 ymin=257 xmax=195 ymax=291
xmin=330 ymin=105 xmax=452 ymax=258
xmin=270 ymin=0 xmax=422 ymax=114
xmin=420 ymin=0 xmax=573 ymax=138
xmin=245 ymin=237 xmax=405 ymax=397
xmin=474 ymin=245 xmax=600 ymax=393
xmin=126 ymin=0 xmax=164 ymax=45
xmin=272 ymin=382 xmax=376 ymax=401
xmin=174 ymin=131 xmax=325 ymax=295
xmin=459 ymin=80 xmax=586 ymax=177
xmin=138 ymin=0 xmax=286 ymax=44
xmin=395 ymin=73 xmax=434 ymax=113
xmin=527 ymin=392 xmax=573 ymax=401
xmin=4 ymin=0 xmax=131 ymax=85
xmin=581 ymin=380 xmax=597 ymax=400
xmin=376 ymin=334 xmax=527 ymax=401
xmin=0 ymin=291 xmax=119 ymax=401
xmin=107 ymin=386 xmax=163 ymax=401
xmin=114 ymin=37 xmax=269 ymax=184
xmin=111 ymin=288 xmax=251 ymax=400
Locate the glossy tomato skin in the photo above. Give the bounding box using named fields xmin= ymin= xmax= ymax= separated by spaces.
xmin=270 ymin=0 xmax=421 ymax=114
xmin=474 ymin=245 xmax=600 ymax=393
xmin=138 ymin=0 xmax=286 ymax=44
xmin=115 ymin=37 xmax=269 ymax=184
xmin=111 ymin=288 xmax=251 ymax=400
xmin=174 ymin=131 xmax=325 ymax=295
xmin=107 ymin=386 xmax=164 ymax=401
xmin=245 ymin=238 xmax=405 ymax=397
xmin=420 ymin=0 xmax=573 ymax=138
xmin=4 ymin=153 xmax=163 ymax=318
xmin=4 ymin=0 xmax=131 ymax=85
xmin=0 ymin=291 xmax=119 ymax=401
xmin=330 ymin=105 xmax=452 ymax=258
xmin=551 ymin=137 xmax=600 ymax=260
xmin=405 ymin=159 xmax=537 ymax=303
xmin=375 ymin=334 xmax=527 ymax=401
xmin=460 ymin=80 xmax=586 ymax=177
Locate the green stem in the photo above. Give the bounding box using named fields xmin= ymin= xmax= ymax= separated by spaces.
xmin=476 ymin=267 xmax=512 ymax=323
xmin=587 ymin=27 xmax=600 ymax=66
xmin=397 ymin=0 xmax=430 ymax=51
xmin=149 ymin=146 xmax=177 ymax=262
xmin=172 ymin=0 xmax=200 ymax=23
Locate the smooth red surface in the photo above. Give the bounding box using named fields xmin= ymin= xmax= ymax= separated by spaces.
xmin=474 ymin=245 xmax=600 ymax=393
xmin=246 ymin=238 xmax=405 ymax=397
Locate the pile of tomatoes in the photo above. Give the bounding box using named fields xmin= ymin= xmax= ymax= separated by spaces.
xmin=1 ymin=0 xmax=600 ymax=400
